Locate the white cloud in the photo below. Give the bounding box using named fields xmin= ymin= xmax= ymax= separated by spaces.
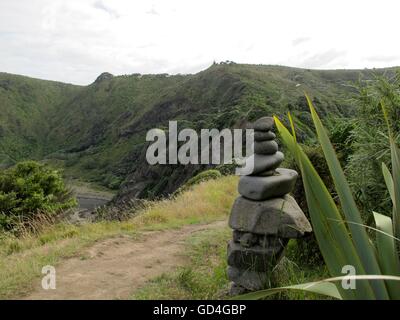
xmin=0 ymin=0 xmax=399 ymax=85
xmin=292 ymin=37 xmax=311 ymax=47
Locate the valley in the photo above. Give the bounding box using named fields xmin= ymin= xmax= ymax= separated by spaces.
xmin=1 ymin=63 xmax=396 ymax=202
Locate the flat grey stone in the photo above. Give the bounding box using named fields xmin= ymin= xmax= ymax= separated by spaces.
xmin=229 ymin=194 xmax=312 ymax=238
xmin=254 ymin=131 xmax=276 ymax=141
xmin=227 ymin=240 xmax=285 ymax=271
xmin=244 ymin=152 xmax=284 ymax=175
xmin=254 ymin=140 xmax=279 ymax=155
xmin=239 ymin=168 xmax=298 ymax=199
xmin=252 ymin=117 xmax=274 ymax=131
xmin=227 ymin=266 xmax=269 ymax=290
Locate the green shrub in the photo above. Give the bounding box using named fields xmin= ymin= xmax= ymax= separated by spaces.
xmin=215 ymin=162 xmax=237 ymax=176
xmin=327 ymin=118 xmax=355 ymax=166
xmin=0 ymin=161 xmax=77 ymax=231
xmin=346 ymin=73 xmax=400 ymax=217
xmin=101 ymin=174 xmax=122 ymax=190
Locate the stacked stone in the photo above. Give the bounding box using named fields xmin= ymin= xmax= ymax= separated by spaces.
xmin=227 ymin=117 xmax=312 ymax=294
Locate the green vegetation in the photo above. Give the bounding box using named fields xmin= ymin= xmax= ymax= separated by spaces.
xmin=284 ymin=144 xmax=333 ymax=266
xmin=282 ymin=72 xmax=400 ymax=267
xmin=0 ymin=176 xmax=237 ymax=299
xmin=2 ymin=65 xmax=397 ymax=200
xmin=0 ymin=73 xmax=81 ymax=166
xmin=1 ymin=65 xmax=400 ymax=300
xmin=240 ymin=97 xmax=400 ymax=299
xmin=347 ymin=72 xmax=400 ymax=217
xmin=0 ymin=161 xmax=76 ymax=231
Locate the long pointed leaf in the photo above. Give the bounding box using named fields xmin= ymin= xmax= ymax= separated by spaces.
xmin=373 ymin=211 xmax=400 ymax=298
xmin=234 ymin=282 xmax=342 ymax=300
xmin=305 ymin=95 xmax=388 ymax=299
xmin=274 ymin=116 xmax=375 ymax=299
xmin=235 ymin=275 xmax=400 ymax=300
xmin=390 ymin=139 xmax=400 ymax=239
xmin=381 ymin=101 xmax=400 ymax=240
xmin=382 ymin=163 xmax=394 ymax=204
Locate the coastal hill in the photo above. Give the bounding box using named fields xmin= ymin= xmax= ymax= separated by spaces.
xmin=0 ymin=63 xmax=396 ymax=200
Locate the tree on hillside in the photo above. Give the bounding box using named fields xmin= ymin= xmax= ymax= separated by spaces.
xmin=0 ymin=161 xmax=77 ymax=231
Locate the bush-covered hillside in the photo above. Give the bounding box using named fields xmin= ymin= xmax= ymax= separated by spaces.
xmin=1 ymin=64 xmax=398 ymax=200
xmin=0 ymin=73 xmax=81 ymax=165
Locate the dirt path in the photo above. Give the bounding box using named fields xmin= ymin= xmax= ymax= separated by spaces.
xmin=22 ymin=220 xmax=226 ymax=300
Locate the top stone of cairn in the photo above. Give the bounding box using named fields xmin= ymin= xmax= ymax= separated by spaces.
xmin=252 ymin=117 xmax=275 ymax=131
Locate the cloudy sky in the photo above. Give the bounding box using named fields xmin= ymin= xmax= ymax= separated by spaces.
xmin=1 ymin=0 xmax=399 ymax=85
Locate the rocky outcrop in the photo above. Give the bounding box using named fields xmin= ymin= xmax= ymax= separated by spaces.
xmin=94 ymin=72 xmax=114 ymax=84
xmin=227 ymin=116 xmax=312 ymax=294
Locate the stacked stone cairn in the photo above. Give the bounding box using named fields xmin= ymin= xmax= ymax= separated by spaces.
xmin=227 ymin=116 xmax=312 ymax=294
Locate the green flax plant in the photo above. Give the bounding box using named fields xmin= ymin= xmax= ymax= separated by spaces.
xmin=238 ymin=96 xmax=400 ymax=300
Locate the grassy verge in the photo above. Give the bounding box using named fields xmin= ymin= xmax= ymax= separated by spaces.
xmin=0 ymin=176 xmax=238 ymax=299
xmin=132 ymin=226 xmax=328 ymax=300
xmin=133 ymin=227 xmax=232 ymax=299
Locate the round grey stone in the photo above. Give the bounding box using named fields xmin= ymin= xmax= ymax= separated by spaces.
xmin=252 ymin=117 xmax=274 ymax=131
xmin=243 ymin=152 xmax=284 ymax=175
xmin=238 ymin=168 xmax=298 ymax=200
xmin=254 ymin=131 xmax=276 ymax=141
xmin=254 ymin=140 xmax=279 ymax=155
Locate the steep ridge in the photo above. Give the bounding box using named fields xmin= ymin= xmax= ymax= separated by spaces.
xmin=0 ymin=73 xmax=82 ymax=165
xmin=0 ymin=64 xmax=397 ymax=200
